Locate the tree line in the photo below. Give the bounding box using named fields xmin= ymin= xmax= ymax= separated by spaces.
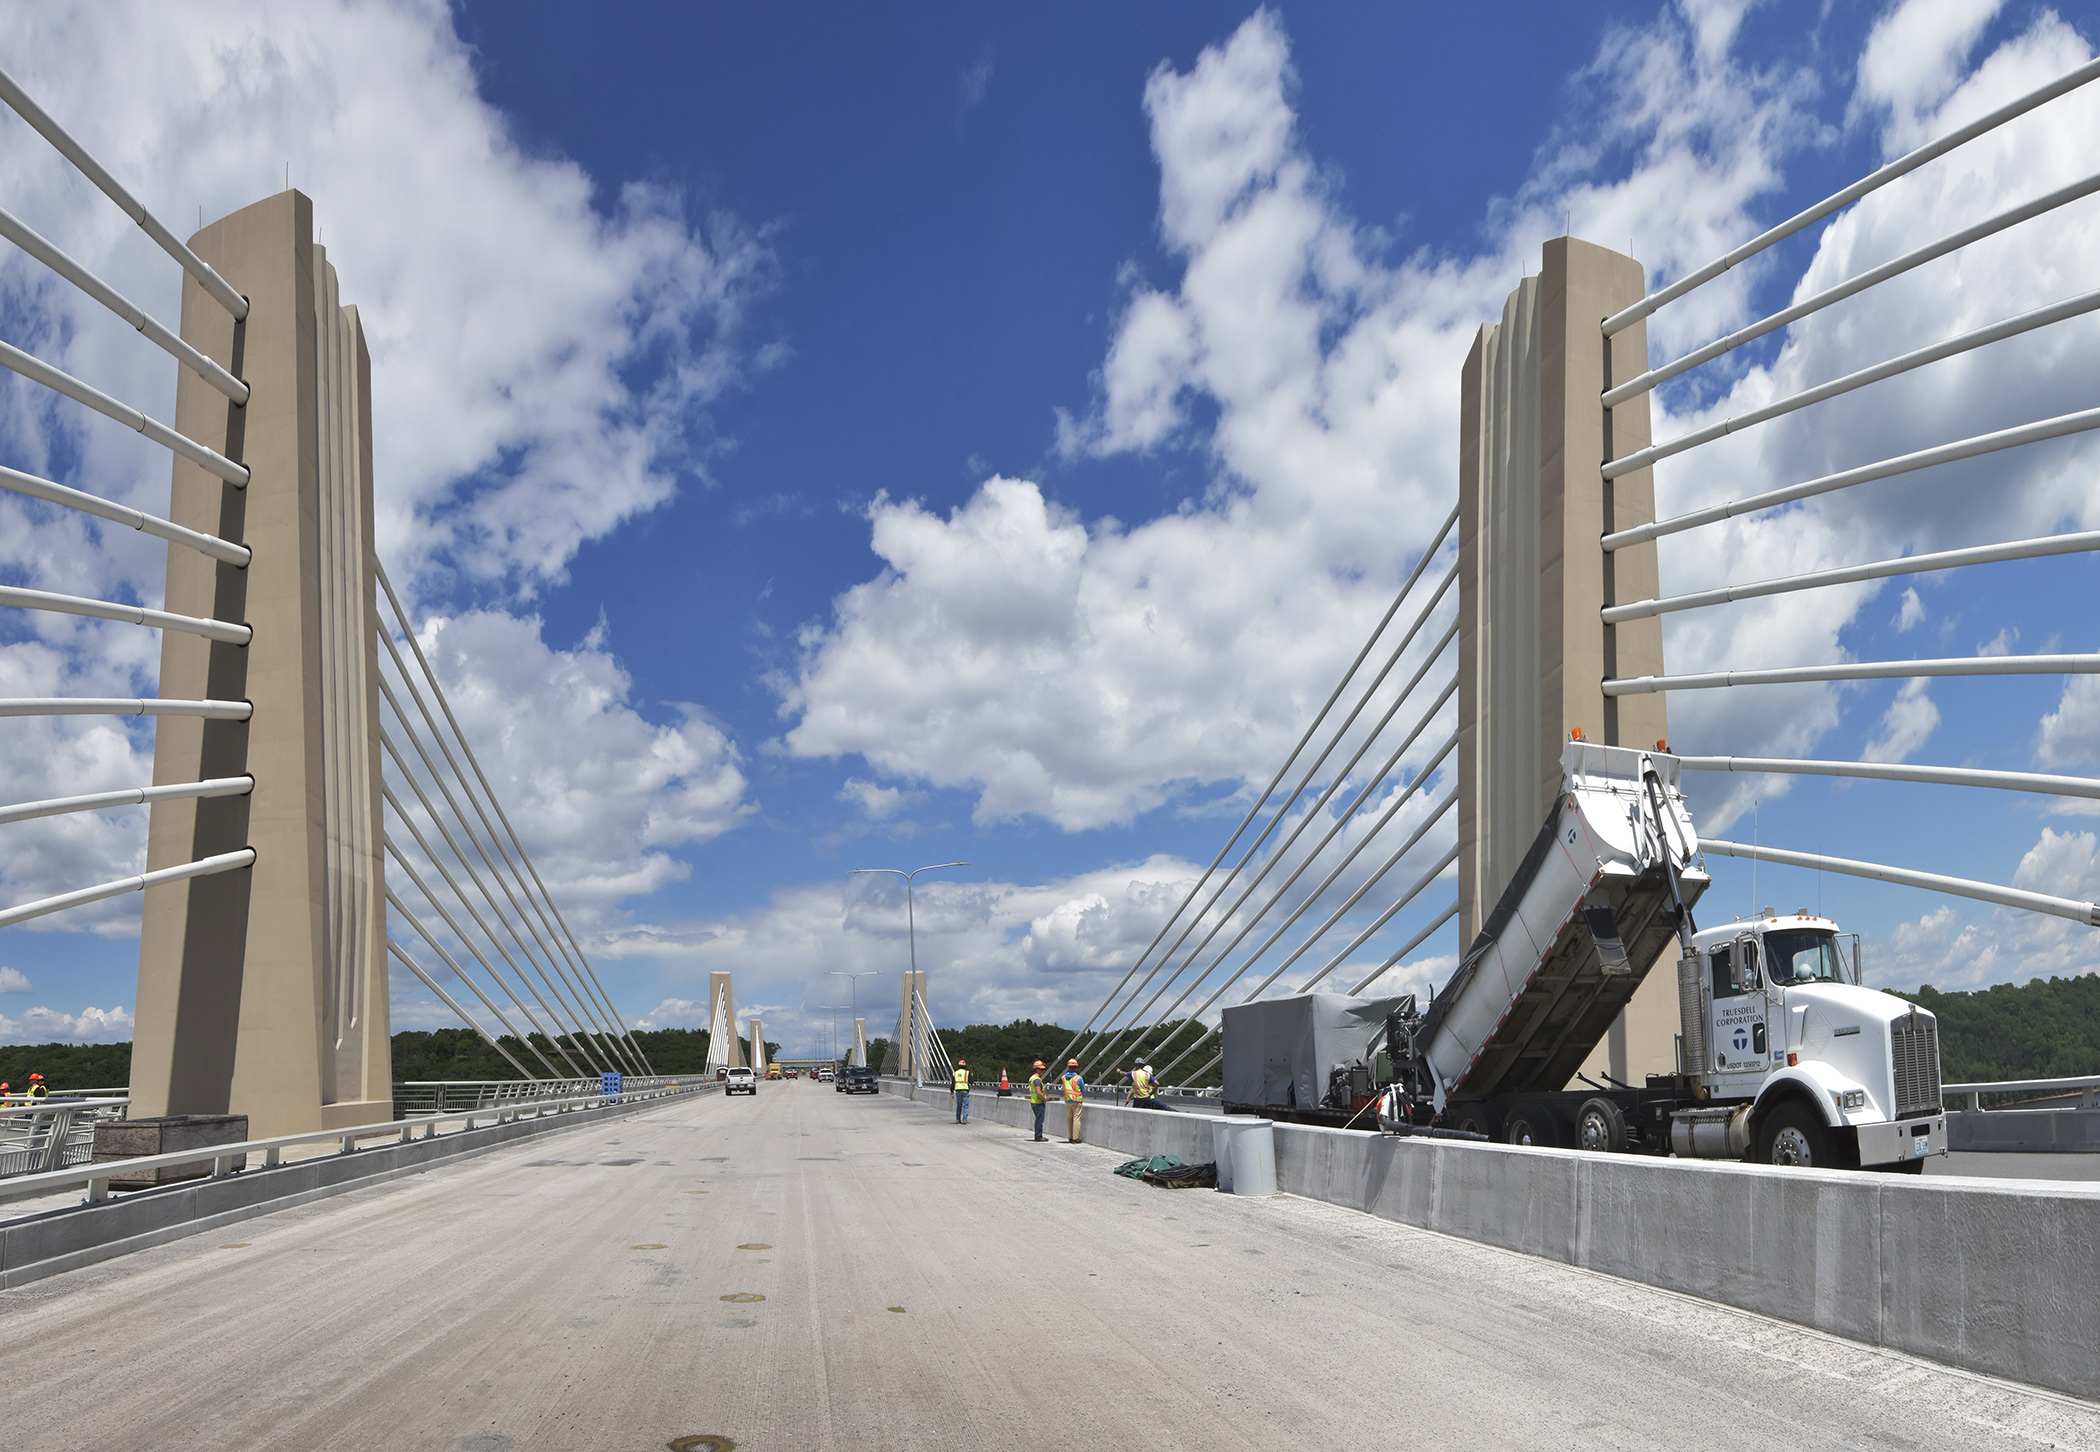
xmin=8 ymin=978 xmax=2095 ymax=1097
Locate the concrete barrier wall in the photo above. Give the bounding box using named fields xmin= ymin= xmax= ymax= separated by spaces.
xmin=1950 ymin=1106 xmax=2100 ymax=1152
xmin=884 ymin=1079 xmax=2100 ymax=1400
xmin=0 ymin=1089 xmax=713 ymax=1291
xmin=884 ymin=1080 xmax=1214 ymax=1161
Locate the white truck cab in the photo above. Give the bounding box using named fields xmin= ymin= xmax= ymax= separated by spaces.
xmin=1678 ymin=912 xmax=1948 ymax=1169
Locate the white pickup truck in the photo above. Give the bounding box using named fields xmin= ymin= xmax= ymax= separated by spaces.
xmin=1374 ymin=743 xmax=1948 ymax=1171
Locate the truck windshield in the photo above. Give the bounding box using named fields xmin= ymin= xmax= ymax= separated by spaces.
xmin=1764 ymin=930 xmax=1847 ymax=985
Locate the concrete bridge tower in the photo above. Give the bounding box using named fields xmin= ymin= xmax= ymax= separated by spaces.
xmin=1457 ymin=237 xmax=1676 ymax=1085
xmin=128 ymin=192 xmax=390 ymax=1138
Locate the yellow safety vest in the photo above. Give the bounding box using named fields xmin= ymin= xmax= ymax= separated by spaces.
xmin=1029 ymin=1074 xmax=1047 ymax=1104
xmin=1131 ymin=1067 xmax=1155 ymax=1099
xmin=952 ymin=1068 xmax=970 ymax=1091
xmin=24 ymin=1083 xmax=47 ymax=1101
xmin=1062 ymin=1072 xmax=1084 ymax=1103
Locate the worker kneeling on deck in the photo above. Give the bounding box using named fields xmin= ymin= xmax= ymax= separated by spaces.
xmin=1126 ymin=1059 xmax=1174 ymax=1111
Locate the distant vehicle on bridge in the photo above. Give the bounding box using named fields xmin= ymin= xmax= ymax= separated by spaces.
xmin=839 ymin=1066 xmax=879 ymax=1095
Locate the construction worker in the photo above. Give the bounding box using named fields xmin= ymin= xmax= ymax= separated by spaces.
xmin=997 ymin=1067 xmax=1012 ymax=1098
xmin=952 ymin=1058 xmax=971 ymax=1123
xmin=1027 ymin=1060 xmax=1050 ymax=1141
xmin=1061 ymin=1059 xmax=1086 ymax=1143
xmin=0 ymin=1082 xmax=10 ymax=1108
xmin=24 ymin=1072 xmax=47 ymax=1102
xmin=1125 ymin=1057 xmax=1172 ymax=1110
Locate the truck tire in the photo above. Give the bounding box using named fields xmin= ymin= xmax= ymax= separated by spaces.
xmin=1576 ymin=1097 xmax=1628 ymax=1154
xmin=1504 ymin=1103 xmax=1566 ymax=1149
xmin=1450 ymin=1102 xmax=1500 ymax=1139
xmin=1755 ymin=1100 xmax=1836 ymax=1168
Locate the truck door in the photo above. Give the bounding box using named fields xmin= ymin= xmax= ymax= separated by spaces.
xmin=1707 ymin=938 xmax=1768 ymax=1085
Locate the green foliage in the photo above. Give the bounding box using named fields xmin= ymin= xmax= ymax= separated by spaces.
xmin=392 ymin=1027 xmax=715 ymax=1082
xmin=863 ymin=1037 xmax=890 ymax=1070
xmin=0 ymin=1041 xmax=131 ymax=1093
xmin=1892 ymin=975 xmax=2100 ymax=1083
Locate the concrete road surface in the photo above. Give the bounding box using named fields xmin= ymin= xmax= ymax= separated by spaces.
xmin=1 ymin=1083 xmax=2095 ymax=1451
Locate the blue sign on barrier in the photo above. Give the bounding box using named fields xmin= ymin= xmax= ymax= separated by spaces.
xmin=601 ymin=1071 xmax=622 ymax=1097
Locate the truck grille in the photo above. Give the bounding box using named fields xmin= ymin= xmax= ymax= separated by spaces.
xmin=1890 ymin=1017 xmax=1941 ymax=1116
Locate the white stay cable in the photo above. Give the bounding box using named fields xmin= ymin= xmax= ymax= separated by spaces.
xmin=1049 ymin=504 xmax=1459 ymax=1070
xmin=374 ymin=564 xmax=652 ymax=1073
xmin=381 ymin=833 xmax=571 ymax=1080
xmin=376 ymin=658 xmax=636 ymax=1075
xmin=385 ymin=937 xmax=540 ymax=1083
xmin=1123 ymin=727 xmax=1460 ymax=1071
xmin=376 ymin=642 xmax=637 ymax=1072
xmin=381 ymin=741 xmax=595 ymax=1077
xmin=1080 ymin=627 xmax=1457 ymax=1078
xmin=1070 ymin=561 xmax=1460 ymax=1070
xmin=377 ymin=688 xmax=619 ymax=1073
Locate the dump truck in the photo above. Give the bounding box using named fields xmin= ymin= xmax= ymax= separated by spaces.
xmin=1227 ymin=743 xmax=1948 ymax=1170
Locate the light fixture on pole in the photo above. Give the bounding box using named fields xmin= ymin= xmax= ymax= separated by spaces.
xmin=849 ymin=862 xmax=967 ymax=1082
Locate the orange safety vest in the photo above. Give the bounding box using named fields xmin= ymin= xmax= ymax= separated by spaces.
xmin=1062 ymin=1072 xmax=1084 ymax=1103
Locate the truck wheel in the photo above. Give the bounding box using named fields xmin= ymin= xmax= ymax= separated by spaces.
xmin=1504 ymin=1104 xmax=1565 ymax=1148
xmin=1755 ymin=1101 xmax=1835 ymax=1168
xmin=1576 ymin=1097 xmax=1628 ymax=1154
xmin=1450 ymin=1103 xmax=1499 ymax=1139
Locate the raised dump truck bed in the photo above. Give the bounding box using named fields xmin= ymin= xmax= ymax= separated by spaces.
xmin=1418 ymin=743 xmax=1708 ymax=1112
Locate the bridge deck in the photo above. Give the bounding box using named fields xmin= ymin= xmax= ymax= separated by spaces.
xmin=0 ymin=1084 xmax=2093 ymax=1449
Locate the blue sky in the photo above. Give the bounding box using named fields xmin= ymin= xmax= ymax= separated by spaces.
xmin=1 ymin=0 xmax=2098 ymax=1057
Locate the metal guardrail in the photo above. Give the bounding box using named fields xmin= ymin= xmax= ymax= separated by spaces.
xmin=1944 ymin=1074 xmax=2100 ymax=1113
xmin=391 ymin=1077 xmax=690 ymax=1115
xmin=0 ymin=1079 xmax=711 ymax=1208
xmin=0 ymin=1097 xmax=131 ymax=1178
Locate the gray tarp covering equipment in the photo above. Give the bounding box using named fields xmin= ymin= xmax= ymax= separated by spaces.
xmin=1221 ymin=992 xmax=1404 ymax=1110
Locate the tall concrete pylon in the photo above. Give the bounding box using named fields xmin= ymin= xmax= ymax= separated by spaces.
xmin=747 ymin=1017 xmax=767 ymax=1075
xmin=129 ymin=192 xmax=390 ymax=1138
xmin=851 ymin=1017 xmax=868 ymax=1068
xmin=1456 ymin=237 xmax=1676 ymax=1087
xmin=704 ymin=971 xmax=742 ymax=1071
xmin=883 ymin=969 xmax=926 ymax=1079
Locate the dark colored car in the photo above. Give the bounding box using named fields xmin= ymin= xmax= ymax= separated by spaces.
xmin=840 ymin=1066 xmax=879 ymax=1095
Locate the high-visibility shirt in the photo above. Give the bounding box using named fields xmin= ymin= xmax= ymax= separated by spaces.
xmin=1062 ymin=1072 xmax=1084 ymax=1103
xmin=1029 ymin=1073 xmax=1047 ymax=1104
xmin=1131 ymin=1067 xmax=1155 ymax=1099
xmin=952 ymin=1068 xmax=970 ymax=1091
xmin=24 ymin=1082 xmax=47 ymax=1101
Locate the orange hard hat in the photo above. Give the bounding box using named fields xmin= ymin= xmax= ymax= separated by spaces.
xmin=27 ymin=1073 xmax=42 ymax=1081
xmin=1032 ymin=1060 xmax=1044 ymax=1068
xmin=958 ymin=1058 xmax=966 ymax=1065
xmin=1067 ymin=1059 xmax=1078 ymax=1067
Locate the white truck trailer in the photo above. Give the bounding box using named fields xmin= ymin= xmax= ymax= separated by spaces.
xmin=1363 ymin=742 xmax=1948 ymax=1170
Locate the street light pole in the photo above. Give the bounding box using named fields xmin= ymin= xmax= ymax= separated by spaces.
xmin=849 ymin=861 xmax=968 ymax=1082
xmin=829 ymin=970 xmax=882 ymax=1066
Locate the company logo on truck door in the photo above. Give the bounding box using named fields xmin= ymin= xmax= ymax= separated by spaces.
xmin=1731 ymin=1027 xmax=1750 ymax=1052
